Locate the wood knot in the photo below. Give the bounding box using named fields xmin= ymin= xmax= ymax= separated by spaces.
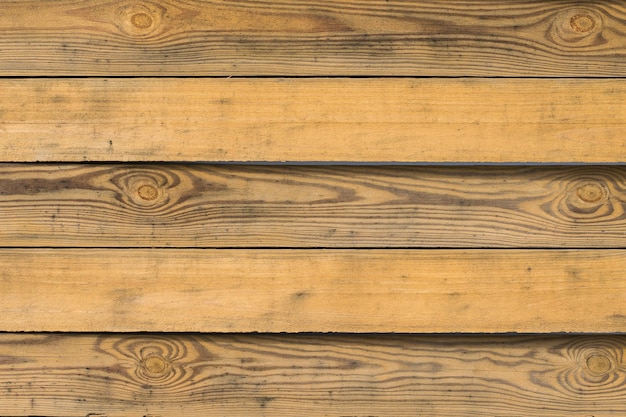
xmin=136 ymin=348 xmax=178 ymax=385
xmin=131 ymin=12 xmax=153 ymax=29
xmin=110 ymin=167 xmax=190 ymax=213
xmin=554 ymin=338 xmax=626 ymax=396
xmin=576 ymin=183 xmax=605 ymax=203
xmin=142 ymin=354 xmax=170 ymax=376
xmin=137 ymin=184 xmax=159 ymax=201
xmin=115 ymin=2 xmax=164 ymax=36
xmin=96 ymin=336 xmax=194 ymax=388
xmin=549 ymin=8 xmax=603 ymax=47
xmin=129 ymin=180 xmax=163 ymax=207
xmin=570 ymin=13 xmax=596 ymax=33
xmin=559 ymin=179 xmax=611 ymax=220
xmin=136 ymin=345 xmax=177 ymax=383
xmin=586 ymin=354 xmax=612 ymax=374
xmin=110 ymin=169 xmax=172 ymax=209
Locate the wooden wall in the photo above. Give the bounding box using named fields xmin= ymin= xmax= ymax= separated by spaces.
xmin=2 ymin=1 xmax=626 ymax=415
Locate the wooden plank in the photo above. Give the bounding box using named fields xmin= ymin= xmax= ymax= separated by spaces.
xmin=2 ymin=164 xmax=626 ymax=248
xmin=2 ymin=78 xmax=626 ymax=163
xmin=2 ymin=333 xmax=626 ymax=416
xmin=2 ymin=249 xmax=626 ymax=333
xmin=1 ymin=0 xmax=626 ymax=76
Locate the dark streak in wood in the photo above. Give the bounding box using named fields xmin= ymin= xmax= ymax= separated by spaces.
xmin=1 ymin=164 xmax=626 ymax=247
xmin=1 ymin=334 xmax=626 ymax=416
xmin=1 ymin=0 xmax=626 ymax=76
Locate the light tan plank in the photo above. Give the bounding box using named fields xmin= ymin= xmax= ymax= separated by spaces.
xmin=2 ymin=334 xmax=626 ymax=416
xmin=2 ymin=249 xmax=626 ymax=332
xmin=1 ymin=0 xmax=626 ymax=76
xmin=2 ymin=164 xmax=626 ymax=248
xmin=1 ymin=78 xmax=626 ymax=162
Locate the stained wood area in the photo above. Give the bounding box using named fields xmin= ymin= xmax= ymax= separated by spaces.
xmin=2 ymin=78 xmax=626 ymax=163
xmin=1 ymin=0 xmax=626 ymax=76
xmin=2 ymin=249 xmax=626 ymax=333
xmin=2 ymin=164 xmax=626 ymax=248
xmin=2 ymin=333 xmax=626 ymax=416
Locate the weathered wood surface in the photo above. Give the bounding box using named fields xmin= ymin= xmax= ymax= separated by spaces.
xmin=1 ymin=0 xmax=626 ymax=76
xmin=2 ymin=334 xmax=626 ymax=416
xmin=2 ymin=78 xmax=626 ymax=163
xmin=2 ymin=249 xmax=626 ymax=332
xmin=2 ymin=164 xmax=626 ymax=248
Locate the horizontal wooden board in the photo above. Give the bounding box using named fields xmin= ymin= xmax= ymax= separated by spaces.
xmin=2 ymin=164 xmax=626 ymax=248
xmin=1 ymin=0 xmax=626 ymax=76
xmin=2 ymin=249 xmax=626 ymax=332
xmin=2 ymin=334 xmax=626 ymax=416
xmin=2 ymin=78 xmax=626 ymax=163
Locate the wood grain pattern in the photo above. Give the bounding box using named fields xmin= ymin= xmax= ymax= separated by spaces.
xmin=2 ymin=78 xmax=626 ymax=163
xmin=2 ymin=249 xmax=626 ymax=332
xmin=1 ymin=0 xmax=626 ymax=76
xmin=2 ymin=164 xmax=626 ymax=248
xmin=2 ymin=333 xmax=626 ymax=416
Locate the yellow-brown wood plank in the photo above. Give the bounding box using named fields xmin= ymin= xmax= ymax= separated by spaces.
xmin=1 ymin=0 xmax=626 ymax=76
xmin=2 ymin=249 xmax=626 ymax=332
xmin=2 ymin=333 xmax=626 ymax=416
xmin=2 ymin=78 xmax=626 ymax=163
xmin=2 ymin=164 xmax=626 ymax=248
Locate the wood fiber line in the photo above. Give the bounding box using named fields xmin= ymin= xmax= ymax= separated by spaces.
xmin=2 ymin=249 xmax=626 ymax=333
xmin=2 ymin=334 xmax=626 ymax=416
xmin=2 ymin=78 xmax=626 ymax=163
xmin=0 ymin=0 xmax=625 ymax=76
xmin=2 ymin=164 xmax=626 ymax=248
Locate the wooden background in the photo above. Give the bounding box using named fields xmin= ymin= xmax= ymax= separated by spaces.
xmin=2 ymin=0 xmax=626 ymax=415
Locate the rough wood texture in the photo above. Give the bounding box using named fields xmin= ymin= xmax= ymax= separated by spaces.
xmin=2 ymin=333 xmax=626 ymax=416
xmin=2 ymin=249 xmax=626 ymax=333
xmin=1 ymin=0 xmax=626 ymax=76
xmin=2 ymin=164 xmax=626 ymax=248
xmin=2 ymin=78 xmax=626 ymax=163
